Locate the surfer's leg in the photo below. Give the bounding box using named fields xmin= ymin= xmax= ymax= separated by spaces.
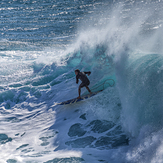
xmin=77 ymin=84 xmax=83 ymax=99
xmin=85 ymin=86 xmax=92 ymax=94
xmin=78 ymin=87 xmax=81 ymax=99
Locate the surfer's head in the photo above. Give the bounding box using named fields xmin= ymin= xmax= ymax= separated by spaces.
xmin=75 ymin=69 xmax=80 ymax=75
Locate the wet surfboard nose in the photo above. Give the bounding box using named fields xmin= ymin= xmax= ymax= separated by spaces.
xmin=58 ymin=90 xmax=103 ymax=105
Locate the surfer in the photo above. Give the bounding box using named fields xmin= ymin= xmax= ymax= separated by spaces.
xmin=75 ymin=69 xmax=92 ymax=99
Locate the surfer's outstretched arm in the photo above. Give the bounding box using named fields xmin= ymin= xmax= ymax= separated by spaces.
xmin=84 ymin=71 xmax=91 ymax=76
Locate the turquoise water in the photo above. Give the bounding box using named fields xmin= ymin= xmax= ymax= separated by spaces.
xmin=0 ymin=0 xmax=163 ymax=162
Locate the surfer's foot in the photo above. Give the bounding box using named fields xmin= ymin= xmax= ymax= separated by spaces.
xmin=89 ymin=91 xmax=92 ymax=94
xmin=77 ymin=96 xmax=81 ymax=99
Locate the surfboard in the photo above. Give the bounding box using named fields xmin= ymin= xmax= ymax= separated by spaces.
xmin=58 ymin=90 xmax=103 ymax=105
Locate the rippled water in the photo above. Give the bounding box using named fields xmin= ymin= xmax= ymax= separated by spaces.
xmin=0 ymin=0 xmax=163 ymax=163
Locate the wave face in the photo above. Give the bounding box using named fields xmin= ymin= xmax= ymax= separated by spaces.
xmin=0 ymin=0 xmax=163 ymax=162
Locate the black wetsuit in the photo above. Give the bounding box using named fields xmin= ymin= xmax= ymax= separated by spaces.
xmin=76 ymin=71 xmax=91 ymax=88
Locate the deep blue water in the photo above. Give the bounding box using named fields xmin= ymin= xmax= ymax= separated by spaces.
xmin=0 ymin=0 xmax=163 ymax=163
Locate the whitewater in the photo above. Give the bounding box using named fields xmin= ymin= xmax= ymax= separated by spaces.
xmin=0 ymin=0 xmax=163 ymax=162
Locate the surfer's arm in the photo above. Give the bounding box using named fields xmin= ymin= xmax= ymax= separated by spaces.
xmin=84 ymin=71 xmax=91 ymax=76
xmin=76 ymin=76 xmax=79 ymax=84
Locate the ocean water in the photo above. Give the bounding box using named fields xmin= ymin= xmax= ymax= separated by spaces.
xmin=0 ymin=0 xmax=163 ymax=162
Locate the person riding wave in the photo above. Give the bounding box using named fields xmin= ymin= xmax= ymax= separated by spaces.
xmin=75 ymin=69 xmax=92 ymax=99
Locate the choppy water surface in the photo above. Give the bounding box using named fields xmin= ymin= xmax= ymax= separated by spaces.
xmin=0 ymin=0 xmax=163 ymax=162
